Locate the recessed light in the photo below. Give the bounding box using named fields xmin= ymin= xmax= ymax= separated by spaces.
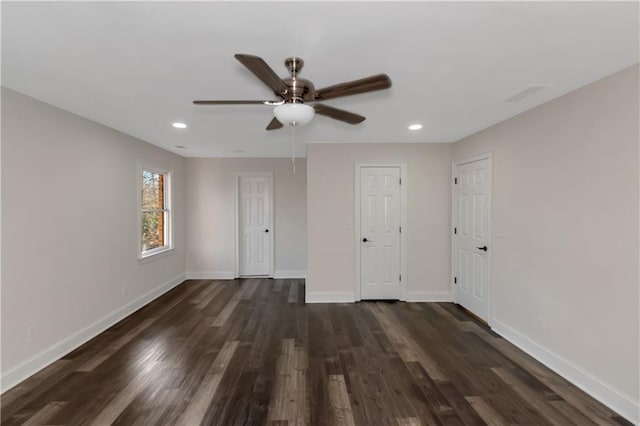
xmin=408 ymin=124 xmax=422 ymax=130
xmin=172 ymin=122 xmax=187 ymax=129
xmin=174 ymin=145 xmax=187 ymax=149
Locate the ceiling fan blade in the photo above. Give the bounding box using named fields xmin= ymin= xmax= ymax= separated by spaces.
xmin=193 ymin=100 xmax=281 ymax=105
xmin=235 ymin=54 xmax=289 ymax=96
xmin=307 ymin=74 xmax=392 ymax=101
xmin=266 ymin=117 xmax=283 ymax=130
xmin=313 ymin=104 xmax=365 ymax=124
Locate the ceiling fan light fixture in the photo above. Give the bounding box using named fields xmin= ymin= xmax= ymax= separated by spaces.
xmin=273 ymin=103 xmax=315 ymax=127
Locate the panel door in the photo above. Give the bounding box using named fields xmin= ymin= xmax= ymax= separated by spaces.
xmin=360 ymin=167 xmax=402 ymax=300
xmin=239 ymin=175 xmax=271 ymax=276
xmin=455 ymin=158 xmax=491 ymax=321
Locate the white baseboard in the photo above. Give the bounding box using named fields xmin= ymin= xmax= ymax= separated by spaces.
xmin=185 ymin=271 xmax=235 ymax=280
xmin=1 ymin=272 xmax=186 ymax=393
xmin=305 ymin=291 xmax=452 ymax=304
xmin=405 ymin=291 xmax=452 ymax=302
xmin=273 ymin=270 xmax=307 ymax=279
xmin=492 ymin=319 xmax=639 ymax=424
xmin=305 ymin=292 xmax=355 ymax=303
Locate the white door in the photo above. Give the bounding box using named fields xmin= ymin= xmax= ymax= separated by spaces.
xmin=454 ymin=158 xmax=491 ymax=321
xmin=239 ymin=175 xmax=272 ymax=276
xmin=360 ymin=167 xmax=402 ymax=300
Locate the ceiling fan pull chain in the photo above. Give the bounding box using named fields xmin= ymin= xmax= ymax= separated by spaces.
xmin=291 ymin=124 xmax=296 ymax=174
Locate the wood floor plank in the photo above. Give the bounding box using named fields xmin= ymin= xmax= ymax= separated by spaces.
xmin=76 ymin=317 xmax=158 ymax=372
xmin=436 ymin=381 xmax=486 ymax=425
xmin=267 ymin=339 xmax=309 ymax=425
xmin=242 ymin=278 xmax=261 ymax=300
xmin=479 ymin=334 xmax=620 ymax=424
xmin=492 ymin=366 xmax=576 ymax=425
xmin=189 ymin=280 xmax=218 ymax=304
xmin=465 ymin=396 xmax=509 ymax=425
xmin=397 ymin=417 xmax=423 ymax=426
xmin=327 ymin=374 xmax=356 ymax=426
xmin=550 ymin=400 xmax=600 ymax=426
xmin=211 ymin=281 xmax=249 ymax=327
xmin=2 ymin=281 xmax=630 ymax=425
xmin=200 ymin=343 xmax=252 ymax=426
xmin=368 ymin=303 xmax=447 ymax=381
xmin=1 ymin=359 xmax=74 ymax=416
xmin=195 ymin=282 xmax=225 ymax=309
xmin=88 ymin=361 xmax=164 ymax=426
xmin=20 ymin=401 xmax=67 ymax=426
xmin=175 ymin=340 xmax=239 ymax=425
xmin=288 ymin=280 xmax=299 ymax=303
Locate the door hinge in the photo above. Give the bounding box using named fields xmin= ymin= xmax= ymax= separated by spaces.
xmin=454 ymin=177 xmax=458 ymax=184
xmin=454 ymin=277 xmax=457 ymax=284
xmin=454 ymin=227 xmax=457 ymax=234
xmin=399 ymin=226 xmax=402 ymax=233
xmin=399 ymin=177 xmax=402 ymax=185
xmin=399 ymin=274 xmax=402 ymax=282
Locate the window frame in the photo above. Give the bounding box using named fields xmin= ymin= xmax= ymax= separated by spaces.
xmin=138 ymin=161 xmax=173 ymax=261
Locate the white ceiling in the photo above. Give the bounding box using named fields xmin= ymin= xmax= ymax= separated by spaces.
xmin=2 ymin=1 xmax=638 ymax=158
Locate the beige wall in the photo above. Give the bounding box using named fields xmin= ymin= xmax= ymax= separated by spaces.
xmin=1 ymin=88 xmax=186 ymax=389
xmin=185 ymin=158 xmax=307 ymax=277
xmin=453 ymin=65 xmax=639 ymax=418
xmin=306 ymin=143 xmax=453 ymax=301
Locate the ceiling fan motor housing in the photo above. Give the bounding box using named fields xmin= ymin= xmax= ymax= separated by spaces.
xmin=282 ymin=77 xmax=314 ymax=103
xmin=282 ymin=57 xmax=314 ymax=103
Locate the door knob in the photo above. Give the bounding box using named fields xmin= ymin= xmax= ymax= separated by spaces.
xmin=362 ymin=238 xmax=371 ymax=243
xmin=265 ymin=229 xmax=269 ymax=233
xmin=477 ymin=245 xmax=488 ymax=252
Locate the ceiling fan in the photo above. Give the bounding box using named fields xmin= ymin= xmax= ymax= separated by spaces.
xmin=193 ymin=54 xmax=392 ymax=130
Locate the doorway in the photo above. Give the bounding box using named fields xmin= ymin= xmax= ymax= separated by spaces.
xmin=453 ymin=155 xmax=492 ymax=322
xmin=235 ymin=173 xmax=274 ymax=277
xmin=355 ymin=164 xmax=407 ymax=300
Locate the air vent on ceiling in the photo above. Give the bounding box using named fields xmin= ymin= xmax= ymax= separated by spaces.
xmin=505 ymin=84 xmax=551 ymax=102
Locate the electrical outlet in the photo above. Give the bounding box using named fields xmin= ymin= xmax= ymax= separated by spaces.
xmin=122 ymin=285 xmax=128 ymax=296
xmin=27 ymin=325 xmax=36 ymax=343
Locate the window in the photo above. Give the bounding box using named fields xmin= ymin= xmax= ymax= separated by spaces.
xmin=140 ymin=166 xmax=172 ymax=258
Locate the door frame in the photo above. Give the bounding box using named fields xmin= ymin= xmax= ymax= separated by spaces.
xmin=451 ymin=153 xmax=493 ymax=324
xmin=234 ymin=172 xmax=275 ymax=278
xmin=354 ymin=163 xmax=408 ymax=301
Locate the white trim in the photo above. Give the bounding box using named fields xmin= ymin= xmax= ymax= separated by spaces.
xmin=234 ymin=172 xmax=275 ymax=279
xmin=1 ymin=272 xmax=186 ymax=393
xmin=273 ymin=270 xmax=307 ymax=279
xmin=450 ymin=160 xmax=457 ymax=303
xmin=354 ymin=162 xmax=408 ymax=301
xmin=492 ymin=319 xmax=639 ymax=424
xmin=455 ymin=153 xmax=491 ymax=166
xmin=452 ymin=153 xmax=493 ymax=325
xmin=137 ymin=247 xmax=175 ymax=264
xmin=305 ymin=292 xmax=355 ymax=303
xmin=185 ymin=271 xmax=235 ymax=280
xmin=405 ymin=291 xmax=452 ymax=302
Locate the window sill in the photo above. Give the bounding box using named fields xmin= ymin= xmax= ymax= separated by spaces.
xmin=138 ymin=247 xmax=174 ymax=264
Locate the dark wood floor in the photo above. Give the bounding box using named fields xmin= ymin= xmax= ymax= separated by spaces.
xmin=2 ymin=279 xmax=630 ymax=425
